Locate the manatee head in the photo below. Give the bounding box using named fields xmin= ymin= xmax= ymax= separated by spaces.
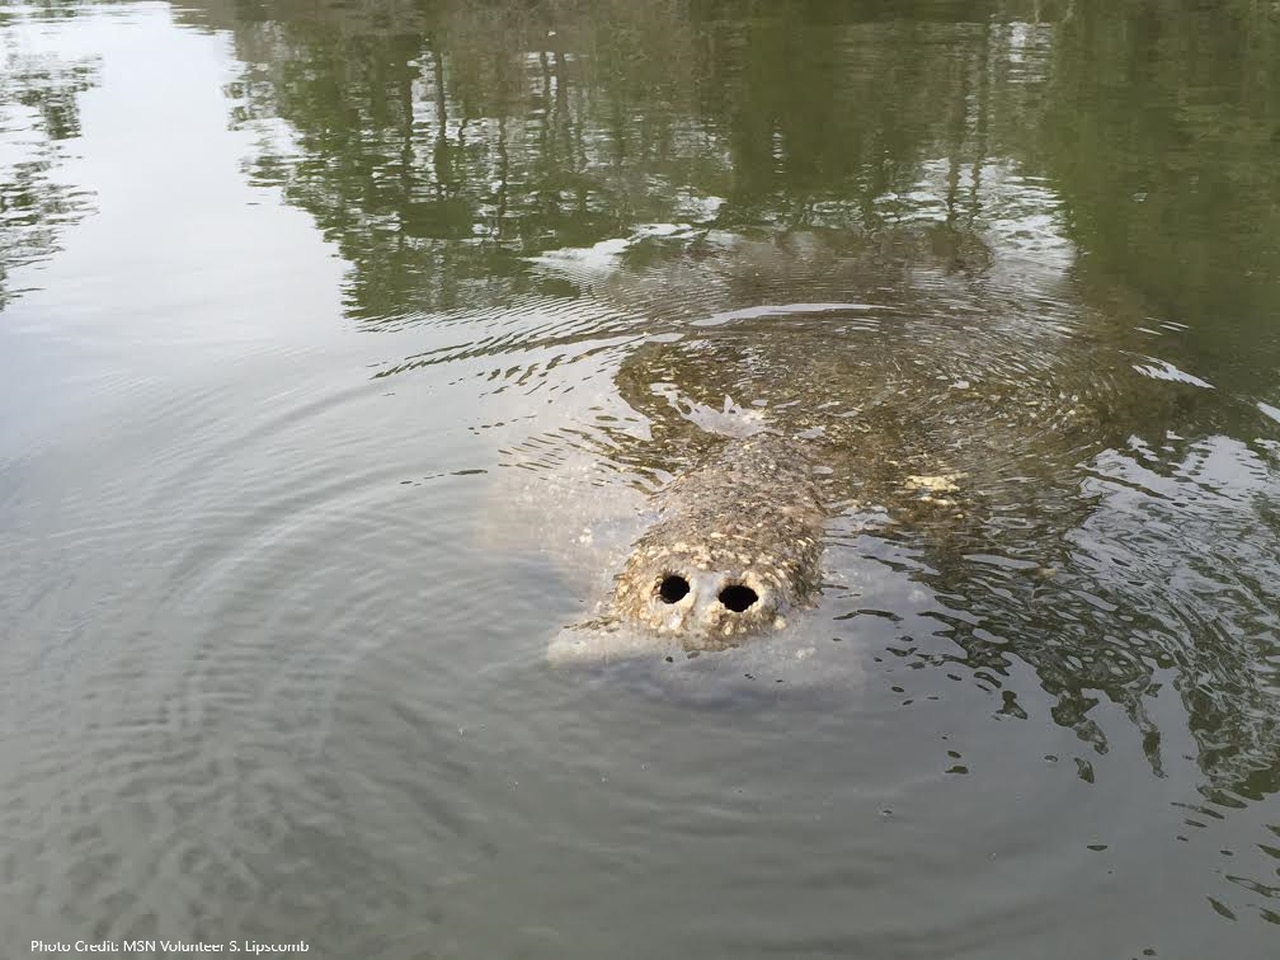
xmin=600 ymin=434 xmax=828 ymax=652
xmin=610 ymin=539 xmax=810 ymax=648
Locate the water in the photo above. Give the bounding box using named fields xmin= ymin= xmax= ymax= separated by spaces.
xmin=1 ymin=1 xmax=1278 ymax=957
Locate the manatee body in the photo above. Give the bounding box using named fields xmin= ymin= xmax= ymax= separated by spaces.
xmin=549 ymin=434 xmax=828 ymax=662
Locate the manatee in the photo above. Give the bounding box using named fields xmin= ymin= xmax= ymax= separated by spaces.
xmin=547 ymin=432 xmax=830 ymax=663
xmin=515 ymin=226 xmax=1197 ymax=671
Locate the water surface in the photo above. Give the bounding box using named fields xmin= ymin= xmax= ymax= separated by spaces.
xmin=1 ymin=1 xmax=1278 ymax=957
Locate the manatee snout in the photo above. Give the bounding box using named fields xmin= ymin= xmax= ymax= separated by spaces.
xmin=561 ymin=434 xmax=828 ymax=658
xmin=623 ymin=564 xmax=787 ymax=645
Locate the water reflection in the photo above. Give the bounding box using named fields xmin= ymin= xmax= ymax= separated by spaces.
xmin=1040 ymin=2 xmax=1280 ymax=394
xmin=2 ymin=0 xmax=1275 ymax=946
xmin=198 ymin=0 xmax=1069 ymax=317
xmin=0 ymin=5 xmax=98 ymax=305
xmin=184 ymin=0 xmax=1280 ymax=804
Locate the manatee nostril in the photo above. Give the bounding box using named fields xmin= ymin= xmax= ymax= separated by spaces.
xmin=658 ymin=574 xmax=690 ymax=604
xmin=719 ymin=584 xmax=759 ymax=612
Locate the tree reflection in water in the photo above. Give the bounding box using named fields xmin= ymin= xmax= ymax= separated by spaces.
xmin=181 ymin=0 xmax=1279 ymax=835
xmin=0 ymin=10 xmax=98 ymax=306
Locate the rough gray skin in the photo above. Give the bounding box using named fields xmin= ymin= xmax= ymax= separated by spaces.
xmin=604 ymin=433 xmax=827 ymax=650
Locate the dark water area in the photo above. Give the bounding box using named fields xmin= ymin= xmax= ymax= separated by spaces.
xmin=1 ymin=1 xmax=1278 ymax=957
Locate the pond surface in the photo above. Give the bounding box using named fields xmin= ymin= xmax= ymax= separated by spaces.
xmin=2 ymin=1 xmax=1279 ymax=957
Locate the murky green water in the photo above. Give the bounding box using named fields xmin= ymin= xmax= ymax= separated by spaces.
xmin=2 ymin=1 xmax=1278 ymax=956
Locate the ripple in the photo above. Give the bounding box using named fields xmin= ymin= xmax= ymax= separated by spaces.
xmin=0 ymin=351 xmax=529 ymax=942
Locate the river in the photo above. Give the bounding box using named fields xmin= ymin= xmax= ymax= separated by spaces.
xmin=1 ymin=1 xmax=1277 ymax=957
